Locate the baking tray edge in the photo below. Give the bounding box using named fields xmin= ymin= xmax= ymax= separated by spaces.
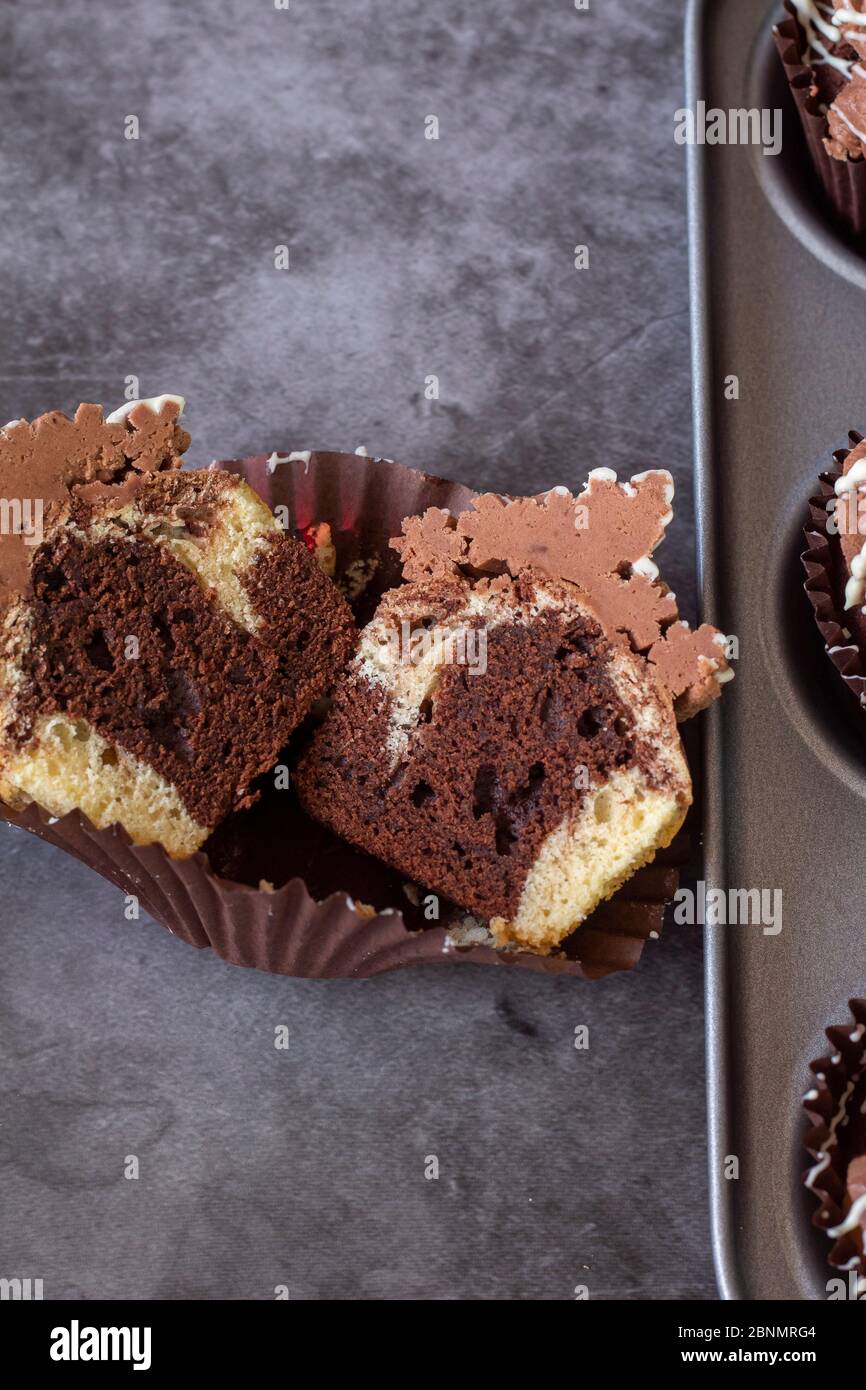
xmin=685 ymin=0 xmax=743 ymax=1302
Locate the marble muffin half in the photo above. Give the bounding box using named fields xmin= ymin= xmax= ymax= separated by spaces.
xmin=0 ymin=397 xmax=355 ymax=857
xmin=296 ymin=472 xmax=731 ymax=954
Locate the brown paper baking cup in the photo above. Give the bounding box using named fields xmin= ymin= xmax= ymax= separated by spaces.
xmin=775 ymin=8 xmax=866 ymax=238
xmin=803 ymin=999 xmax=866 ymax=1284
xmin=802 ymin=432 xmax=866 ymax=706
xmin=0 ymin=451 xmax=688 ymax=981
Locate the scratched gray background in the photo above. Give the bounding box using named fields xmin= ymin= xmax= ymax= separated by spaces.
xmin=0 ymin=0 xmax=712 ymax=1299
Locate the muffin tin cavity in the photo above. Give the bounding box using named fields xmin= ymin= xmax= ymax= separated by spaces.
xmin=747 ymin=21 xmax=866 ymax=289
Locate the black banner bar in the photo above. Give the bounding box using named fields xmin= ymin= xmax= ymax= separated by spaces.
xmin=0 ymin=1297 xmax=861 ymax=1374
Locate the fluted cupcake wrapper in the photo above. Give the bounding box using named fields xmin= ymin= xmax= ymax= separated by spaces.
xmin=802 ymin=433 xmax=866 ymax=706
xmin=803 ymin=999 xmax=866 ymax=1283
xmin=0 ymin=451 xmax=687 ymax=981
xmin=775 ymin=10 xmax=866 ymax=238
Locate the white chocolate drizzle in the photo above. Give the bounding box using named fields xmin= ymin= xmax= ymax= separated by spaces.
xmin=106 ymin=394 xmax=185 ymax=425
xmin=266 ymin=449 xmax=312 ymax=474
xmin=632 ymin=555 xmax=659 ymax=582
xmin=844 ymin=542 xmax=866 ymax=608
xmin=831 ymin=102 xmax=866 ymax=142
xmin=827 ymin=1192 xmax=866 ymax=1237
xmin=790 ymin=0 xmax=861 ymax=76
xmin=834 ymin=457 xmax=866 ymax=492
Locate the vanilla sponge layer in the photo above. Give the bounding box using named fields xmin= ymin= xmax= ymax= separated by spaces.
xmin=0 ymin=711 xmax=207 ymax=858
xmin=489 ymin=766 xmax=685 ymax=951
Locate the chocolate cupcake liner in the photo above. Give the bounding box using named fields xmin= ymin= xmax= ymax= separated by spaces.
xmin=0 ymin=451 xmax=689 ymax=981
xmin=774 ymin=8 xmax=866 ymax=238
xmin=802 ymin=432 xmax=866 ymax=707
xmin=803 ymin=999 xmax=866 ymax=1285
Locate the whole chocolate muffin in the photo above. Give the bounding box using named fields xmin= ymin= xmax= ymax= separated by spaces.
xmin=804 ymin=1000 xmax=866 ymax=1289
xmin=775 ymin=2 xmax=866 ymax=235
xmin=802 ymin=430 xmax=866 ymax=709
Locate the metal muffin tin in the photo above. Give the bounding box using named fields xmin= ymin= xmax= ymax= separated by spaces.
xmin=687 ymin=0 xmax=866 ymax=1298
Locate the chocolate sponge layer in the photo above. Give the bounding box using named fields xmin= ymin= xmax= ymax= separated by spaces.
xmin=12 ymin=520 xmax=354 ymax=830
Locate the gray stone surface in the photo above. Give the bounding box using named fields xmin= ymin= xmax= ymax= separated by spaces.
xmin=0 ymin=0 xmax=713 ymax=1299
